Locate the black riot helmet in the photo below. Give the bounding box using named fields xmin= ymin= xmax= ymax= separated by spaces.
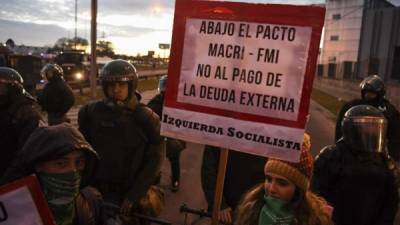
xmin=41 ymin=63 xmax=64 ymax=81
xmin=99 ymin=59 xmax=138 ymax=99
xmin=342 ymin=105 xmax=387 ymax=153
xmin=0 ymin=67 xmax=25 ymax=107
xmin=158 ymin=75 xmax=167 ymax=93
xmin=0 ymin=67 xmax=24 ymax=94
xmin=360 ymin=75 xmax=385 ymax=101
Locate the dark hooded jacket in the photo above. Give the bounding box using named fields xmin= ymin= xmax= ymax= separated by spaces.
xmin=201 ymin=146 xmax=267 ymax=211
xmin=37 ymin=77 xmax=75 ymax=116
xmin=1 ymin=123 xmax=104 ymax=225
xmin=0 ymin=92 xmax=43 ymax=177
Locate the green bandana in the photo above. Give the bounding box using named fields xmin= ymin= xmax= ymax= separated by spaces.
xmin=38 ymin=171 xmax=81 ymax=225
xmin=258 ymin=195 xmax=293 ymax=225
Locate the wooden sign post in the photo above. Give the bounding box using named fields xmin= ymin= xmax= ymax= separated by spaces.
xmin=211 ymin=148 xmax=229 ymax=225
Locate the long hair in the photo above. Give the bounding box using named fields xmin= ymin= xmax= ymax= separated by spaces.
xmin=235 ymin=183 xmax=265 ymax=225
xmin=235 ymin=183 xmax=333 ymax=225
xmin=291 ymin=190 xmax=333 ymax=225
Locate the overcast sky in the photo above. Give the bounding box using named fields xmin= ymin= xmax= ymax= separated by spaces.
xmin=1 ymin=0 xmax=399 ymax=55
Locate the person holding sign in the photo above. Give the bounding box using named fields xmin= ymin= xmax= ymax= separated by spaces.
xmin=235 ymin=134 xmax=333 ymax=225
xmin=201 ymin=146 xmax=266 ymax=224
xmin=1 ymin=123 xmax=104 ymax=225
xmin=148 ymin=75 xmax=186 ymax=192
xmin=313 ymin=105 xmax=398 ymax=225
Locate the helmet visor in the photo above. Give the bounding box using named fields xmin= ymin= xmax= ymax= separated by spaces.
xmin=342 ymin=117 xmax=387 ymax=153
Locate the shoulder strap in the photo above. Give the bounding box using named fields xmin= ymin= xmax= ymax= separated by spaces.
xmin=132 ymin=104 xmax=162 ymax=144
xmin=75 ymin=186 xmax=104 ymax=225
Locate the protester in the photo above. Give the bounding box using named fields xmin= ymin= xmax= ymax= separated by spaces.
xmin=38 ymin=63 xmax=75 ymax=125
xmin=313 ymin=105 xmax=398 ymax=225
xmin=235 ymin=134 xmax=333 ymax=225
xmin=1 ymin=123 xmax=104 ymax=225
xmin=0 ymin=67 xmax=43 ymax=177
xmin=78 ymin=59 xmax=164 ymax=224
xmin=335 ymin=75 xmax=400 ymax=161
xmin=201 ymin=146 xmax=266 ymax=224
xmin=148 ymin=75 xmax=186 ymax=192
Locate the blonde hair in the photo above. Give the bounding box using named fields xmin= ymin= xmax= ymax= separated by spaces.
xmin=235 ymin=184 xmax=265 ymax=225
xmin=292 ymin=191 xmax=334 ymax=225
xmin=235 ymin=183 xmax=334 ymax=225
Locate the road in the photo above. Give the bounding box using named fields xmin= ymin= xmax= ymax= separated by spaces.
xmin=66 ymin=89 xmax=336 ymax=225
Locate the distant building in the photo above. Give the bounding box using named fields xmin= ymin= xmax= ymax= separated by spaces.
xmin=318 ymin=0 xmax=396 ymax=80
xmin=358 ymin=5 xmax=400 ymax=81
xmin=4 ymin=39 xmax=49 ymax=56
xmin=9 ymin=45 xmax=49 ymax=57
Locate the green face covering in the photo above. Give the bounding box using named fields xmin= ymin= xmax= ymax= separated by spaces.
xmin=258 ymin=195 xmax=293 ymax=225
xmin=38 ymin=171 xmax=81 ymax=225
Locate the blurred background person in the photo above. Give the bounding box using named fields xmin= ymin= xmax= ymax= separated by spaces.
xmin=148 ymin=75 xmax=186 ymax=192
xmin=335 ymin=75 xmax=400 ymax=161
xmin=38 ymin=63 xmax=75 ymax=125
xmin=0 ymin=67 xmax=43 ymax=178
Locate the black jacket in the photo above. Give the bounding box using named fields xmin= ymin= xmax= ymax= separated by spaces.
xmin=201 ymin=146 xmax=266 ymax=211
xmin=78 ymin=97 xmax=163 ymax=205
xmin=335 ymin=98 xmax=400 ymax=161
xmin=147 ymin=93 xmax=164 ymax=118
xmin=311 ymin=140 xmax=398 ymax=225
xmin=0 ymin=94 xmax=42 ymax=177
xmin=37 ymin=78 xmax=75 ymax=115
xmin=1 ymin=123 xmax=103 ymax=225
xmin=148 ymin=93 xmax=185 ymax=158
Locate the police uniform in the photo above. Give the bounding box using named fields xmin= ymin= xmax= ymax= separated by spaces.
xmin=314 ymin=105 xmax=399 ymax=225
xmin=0 ymin=67 xmax=43 ymax=177
xmin=78 ymin=60 xmax=163 ymax=220
xmin=335 ymin=75 xmax=400 ymax=161
xmin=37 ymin=63 xmax=75 ymax=125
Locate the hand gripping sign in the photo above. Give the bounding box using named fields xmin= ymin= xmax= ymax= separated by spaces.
xmin=161 ymin=0 xmax=325 ymax=162
xmin=0 ymin=175 xmax=55 ymax=225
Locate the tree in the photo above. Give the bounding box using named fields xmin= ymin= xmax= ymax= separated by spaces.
xmin=53 ymin=37 xmax=89 ymax=51
xmin=96 ymin=40 xmax=115 ymax=57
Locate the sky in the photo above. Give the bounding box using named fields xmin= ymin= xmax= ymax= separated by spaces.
xmin=1 ymin=0 xmax=399 ymax=56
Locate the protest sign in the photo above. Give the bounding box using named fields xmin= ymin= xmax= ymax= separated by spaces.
xmin=161 ymin=0 xmax=325 ymax=162
xmin=0 ymin=175 xmax=55 ymax=225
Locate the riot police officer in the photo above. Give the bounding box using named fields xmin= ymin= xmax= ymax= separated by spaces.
xmin=78 ymin=59 xmax=163 ymax=223
xmin=148 ymin=75 xmax=186 ymax=192
xmin=0 ymin=67 xmax=43 ymax=177
xmin=313 ymin=105 xmax=398 ymax=225
xmin=335 ymin=75 xmax=400 ymax=161
xmin=38 ymin=63 xmax=75 ymax=125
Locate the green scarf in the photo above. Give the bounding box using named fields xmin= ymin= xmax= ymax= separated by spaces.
xmin=258 ymin=195 xmax=293 ymax=225
xmin=38 ymin=171 xmax=81 ymax=225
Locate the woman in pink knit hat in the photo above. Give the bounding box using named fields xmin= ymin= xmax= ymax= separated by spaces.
xmin=235 ymin=134 xmax=333 ymax=225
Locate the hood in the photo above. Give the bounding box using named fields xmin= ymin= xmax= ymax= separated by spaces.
xmin=2 ymin=123 xmax=98 ymax=187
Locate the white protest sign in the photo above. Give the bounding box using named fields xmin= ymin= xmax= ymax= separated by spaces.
xmin=161 ymin=0 xmax=325 ymax=162
xmin=0 ymin=175 xmax=55 ymax=225
xmin=179 ymin=19 xmax=310 ymax=121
